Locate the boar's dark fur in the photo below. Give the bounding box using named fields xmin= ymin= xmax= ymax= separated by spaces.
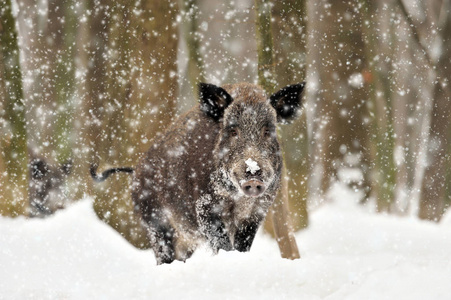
xmin=29 ymin=155 xmax=72 ymax=218
xmin=92 ymin=82 xmax=305 ymax=264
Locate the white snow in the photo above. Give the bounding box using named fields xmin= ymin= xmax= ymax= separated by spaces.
xmin=245 ymin=158 xmax=260 ymax=175
xmin=348 ymin=73 xmax=364 ymax=89
xmin=1 ymin=195 xmax=451 ymax=299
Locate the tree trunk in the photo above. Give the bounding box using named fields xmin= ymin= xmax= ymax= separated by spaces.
xmin=419 ymin=83 xmax=451 ymax=221
xmin=16 ymin=0 xmax=75 ymax=163
xmin=418 ymin=0 xmax=451 ymax=220
xmin=306 ymin=0 xmax=371 ymax=207
xmin=272 ymin=0 xmax=309 ymax=231
xmin=255 ymin=0 xmax=300 ymax=260
xmin=15 ymin=0 xmax=49 ymax=159
xmin=360 ymin=0 xmax=397 ymax=212
xmin=46 ymin=0 xmax=77 ymax=164
xmin=90 ymin=0 xmax=179 ymax=248
xmin=393 ymin=0 xmax=451 ymax=221
xmin=70 ymin=0 xmax=110 ymax=201
xmin=182 ymin=0 xmax=206 ymax=98
xmin=0 ymin=0 xmax=29 ymax=216
xmin=255 ymin=0 xmax=276 ymax=93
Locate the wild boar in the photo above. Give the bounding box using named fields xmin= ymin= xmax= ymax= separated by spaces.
xmin=29 ymin=155 xmax=72 ymax=217
xmin=91 ymin=82 xmax=305 ymax=264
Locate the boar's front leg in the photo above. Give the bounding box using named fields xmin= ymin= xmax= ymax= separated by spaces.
xmin=234 ymin=220 xmax=260 ymax=252
xmin=207 ymin=215 xmax=233 ymax=252
xmin=196 ymin=194 xmax=233 ymax=253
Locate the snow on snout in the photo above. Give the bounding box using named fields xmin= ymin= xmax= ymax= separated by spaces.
xmin=245 ymin=158 xmax=260 ymax=175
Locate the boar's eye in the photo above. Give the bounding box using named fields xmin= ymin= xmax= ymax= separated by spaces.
xmin=225 ymin=124 xmax=239 ymax=138
xmin=262 ymin=125 xmax=274 ymax=138
xmin=229 ymin=128 xmax=239 ymax=137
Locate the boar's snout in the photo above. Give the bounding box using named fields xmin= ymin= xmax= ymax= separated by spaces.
xmin=230 ymin=156 xmax=274 ymax=197
xmin=240 ymin=179 xmax=265 ymax=197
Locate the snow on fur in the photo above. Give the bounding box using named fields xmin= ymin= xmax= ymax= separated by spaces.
xmin=245 ymin=158 xmax=260 ymax=175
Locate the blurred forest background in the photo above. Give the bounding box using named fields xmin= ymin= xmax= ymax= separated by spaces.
xmin=1 ymin=0 xmax=450 ymax=249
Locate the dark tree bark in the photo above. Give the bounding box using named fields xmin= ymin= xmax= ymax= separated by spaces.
xmin=306 ymin=0 xmax=371 ymax=206
xmin=182 ymin=0 xmax=206 ymax=98
xmin=360 ymin=0 xmax=396 ymax=212
xmin=255 ymin=0 xmax=276 ymax=93
xmin=417 ymin=0 xmax=451 ymax=221
xmin=16 ymin=0 xmax=76 ymax=164
xmin=89 ymin=0 xmax=180 ymax=248
xmin=46 ymin=0 xmax=77 ymax=163
xmin=393 ymin=0 xmax=451 ymax=221
xmin=272 ymin=0 xmax=309 ymax=231
xmin=0 ymin=0 xmax=29 ymax=216
xmin=255 ymin=0 xmax=300 ymax=260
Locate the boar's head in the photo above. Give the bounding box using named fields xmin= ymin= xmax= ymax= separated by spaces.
xmin=199 ymin=82 xmax=305 ymax=199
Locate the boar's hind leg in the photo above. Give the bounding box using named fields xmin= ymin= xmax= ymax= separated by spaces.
xmin=147 ymin=222 xmax=176 ymax=265
xmin=234 ymin=221 xmax=259 ymax=252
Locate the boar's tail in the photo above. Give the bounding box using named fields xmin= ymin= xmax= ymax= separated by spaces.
xmin=90 ymin=164 xmax=134 ymax=182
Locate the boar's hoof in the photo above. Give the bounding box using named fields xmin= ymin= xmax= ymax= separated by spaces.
xmin=240 ymin=179 xmax=265 ymax=197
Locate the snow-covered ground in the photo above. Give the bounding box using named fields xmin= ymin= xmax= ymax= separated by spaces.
xmin=1 ymin=189 xmax=451 ymax=299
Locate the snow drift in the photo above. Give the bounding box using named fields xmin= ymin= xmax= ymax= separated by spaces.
xmin=1 ymin=190 xmax=451 ymax=299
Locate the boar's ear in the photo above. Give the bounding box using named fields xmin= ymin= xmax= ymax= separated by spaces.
xmin=269 ymin=83 xmax=305 ymax=123
xmin=199 ymin=83 xmax=233 ymax=121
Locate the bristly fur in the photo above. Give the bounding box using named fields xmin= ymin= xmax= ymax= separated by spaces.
xmin=29 ymin=155 xmax=73 ymax=217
